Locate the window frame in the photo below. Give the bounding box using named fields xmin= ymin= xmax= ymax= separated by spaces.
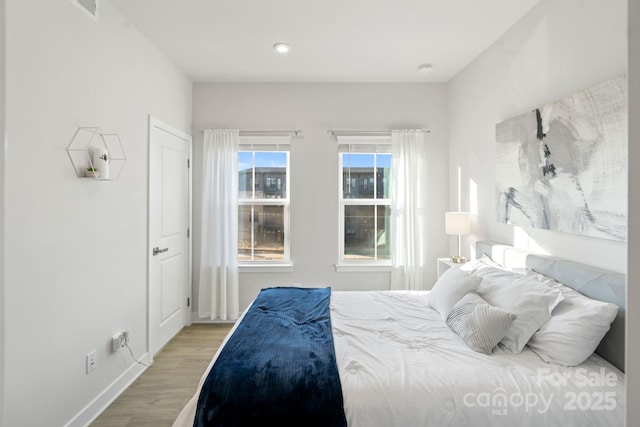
xmin=337 ymin=136 xmax=392 ymax=269
xmin=237 ymin=136 xmax=291 ymax=269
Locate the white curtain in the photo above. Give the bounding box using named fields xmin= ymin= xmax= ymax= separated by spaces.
xmin=390 ymin=130 xmax=428 ymax=290
xmin=198 ymin=129 xmax=240 ymax=320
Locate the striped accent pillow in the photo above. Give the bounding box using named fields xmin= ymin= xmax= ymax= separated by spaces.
xmin=446 ymin=291 xmax=516 ymax=354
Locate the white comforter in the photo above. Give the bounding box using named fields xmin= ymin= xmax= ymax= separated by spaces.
xmin=332 ymin=291 xmax=625 ymax=427
xmin=174 ymin=290 xmax=625 ymax=427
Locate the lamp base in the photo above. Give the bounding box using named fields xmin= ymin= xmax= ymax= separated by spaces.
xmin=450 ymin=255 xmax=468 ymax=264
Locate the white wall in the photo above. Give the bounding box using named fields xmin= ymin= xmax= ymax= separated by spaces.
xmin=0 ymin=0 xmax=5 ymax=425
xmin=447 ymin=0 xmax=627 ymax=272
xmin=192 ymin=83 xmax=448 ymax=312
xmin=4 ymin=1 xmax=192 ymax=426
xmin=627 ymin=2 xmax=639 ymax=425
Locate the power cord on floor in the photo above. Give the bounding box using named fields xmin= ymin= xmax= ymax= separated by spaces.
xmin=123 ymin=331 xmax=154 ymax=367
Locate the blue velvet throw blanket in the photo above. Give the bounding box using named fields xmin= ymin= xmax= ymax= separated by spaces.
xmin=193 ymin=287 xmax=347 ymax=427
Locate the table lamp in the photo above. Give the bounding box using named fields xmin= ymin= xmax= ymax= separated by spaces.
xmin=445 ymin=212 xmax=471 ymax=263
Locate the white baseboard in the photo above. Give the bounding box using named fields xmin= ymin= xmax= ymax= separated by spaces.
xmin=63 ymin=354 xmax=150 ymax=427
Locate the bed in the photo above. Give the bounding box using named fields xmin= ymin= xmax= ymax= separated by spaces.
xmin=173 ymin=240 xmax=626 ymax=426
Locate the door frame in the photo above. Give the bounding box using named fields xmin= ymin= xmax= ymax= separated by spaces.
xmin=147 ymin=115 xmax=192 ymax=359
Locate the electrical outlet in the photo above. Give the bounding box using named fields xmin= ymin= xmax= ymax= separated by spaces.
xmin=86 ymin=350 xmax=97 ymax=373
xmin=112 ymin=332 xmax=126 ymax=352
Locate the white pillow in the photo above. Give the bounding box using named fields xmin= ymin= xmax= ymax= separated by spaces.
xmin=428 ymin=267 xmax=481 ymax=320
xmin=461 ymin=255 xmax=533 ymax=276
xmin=526 ymin=277 xmax=618 ymax=366
xmin=464 ymin=263 xmax=564 ymax=354
xmin=460 ymin=255 xmax=502 ymax=272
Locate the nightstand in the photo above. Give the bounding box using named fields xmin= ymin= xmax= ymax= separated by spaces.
xmin=437 ymin=257 xmax=467 ymax=278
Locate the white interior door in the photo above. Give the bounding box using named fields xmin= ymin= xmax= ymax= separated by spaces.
xmin=148 ymin=116 xmax=192 ymax=356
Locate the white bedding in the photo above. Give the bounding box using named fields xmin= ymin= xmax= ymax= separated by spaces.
xmin=174 ymin=290 xmax=625 ymax=427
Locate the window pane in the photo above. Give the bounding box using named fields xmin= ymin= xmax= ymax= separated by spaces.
xmin=377 ymin=205 xmax=391 ymax=260
xmin=238 ymin=152 xmax=253 ymax=199
xmin=342 ymin=153 xmax=374 ymax=199
xmin=344 ymin=205 xmax=375 ymax=260
xmin=376 ymin=154 xmax=391 ymax=199
xmin=238 ymin=205 xmax=253 ymax=261
xmin=255 ymin=152 xmax=287 ymax=199
xmin=254 ymin=205 xmax=285 ymax=261
xmin=238 ymin=205 xmax=285 ymax=261
xmin=343 ymin=205 xmax=391 ymax=261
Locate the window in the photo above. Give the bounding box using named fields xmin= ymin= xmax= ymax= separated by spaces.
xmin=338 ymin=140 xmax=391 ymax=264
xmin=238 ymin=138 xmax=290 ymax=264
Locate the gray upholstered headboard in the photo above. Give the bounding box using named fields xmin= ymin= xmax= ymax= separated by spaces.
xmin=475 ymin=240 xmax=626 ymax=372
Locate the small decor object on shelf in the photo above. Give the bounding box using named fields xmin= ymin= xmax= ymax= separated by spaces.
xmin=90 ymin=146 xmax=110 ymax=180
xmin=85 ymin=167 xmax=99 ymax=178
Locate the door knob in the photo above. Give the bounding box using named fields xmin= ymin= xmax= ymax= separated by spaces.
xmin=153 ymin=247 xmax=169 ymax=256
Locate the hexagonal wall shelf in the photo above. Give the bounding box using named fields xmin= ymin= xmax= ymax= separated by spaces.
xmin=66 ymin=127 xmax=126 ymax=180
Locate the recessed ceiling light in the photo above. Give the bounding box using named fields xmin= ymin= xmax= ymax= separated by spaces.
xmin=418 ymin=63 xmax=433 ymax=73
xmin=273 ymin=43 xmax=290 ymax=54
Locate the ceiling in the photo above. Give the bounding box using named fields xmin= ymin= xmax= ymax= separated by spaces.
xmin=109 ymin=0 xmax=540 ymax=83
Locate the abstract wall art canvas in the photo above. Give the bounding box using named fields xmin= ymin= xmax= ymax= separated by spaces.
xmin=495 ymin=75 xmax=627 ymax=241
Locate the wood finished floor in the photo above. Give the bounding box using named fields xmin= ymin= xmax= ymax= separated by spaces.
xmin=91 ymin=323 xmax=234 ymax=427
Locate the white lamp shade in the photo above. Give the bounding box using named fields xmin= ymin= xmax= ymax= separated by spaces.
xmin=445 ymin=212 xmax=471 ymax=235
